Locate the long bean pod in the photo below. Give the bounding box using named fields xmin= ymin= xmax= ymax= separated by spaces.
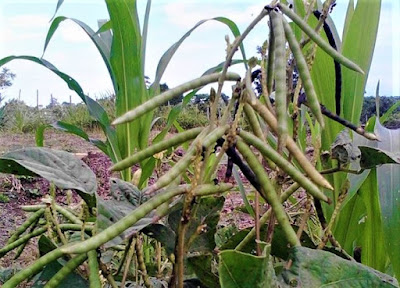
xmin=146 ymin=125 xmax=228 ymax=195
xmin=278 ymin=3 xmax=363 ymax=74
xmin=88 ymin=250 xmax=102 ymax=288
xmin=111 ymin=127 xmax=203 ymax=171
xmin=239 ymin=130 xmax=329 ymax=203
xmin=6 ymin=208 xmax=44 ymax=245
xmin=0 ymin=227 xmax=47 ymax=257
xmin=43 ymin=253 xmax=88 ymax=288
xmin=282 ymin=17 xmax=324 ymax=127
xmin=246 ymin=95 xmax=333 ymax=190
xmin=193 ymin=183 xmax=233 ymax=196
xmin=270 ymin=10 xmax=288 ymax=152
xmin=236 ymin=139 xmax=300 ymax=247
xmin=113 ymin=72 xmax=241 ymax=125
xmin=266 ymin=20 xmax=275 ymax=96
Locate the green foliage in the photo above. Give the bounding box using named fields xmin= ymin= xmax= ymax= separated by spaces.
xmin=1 ymin=1 xmax=400 ymax=287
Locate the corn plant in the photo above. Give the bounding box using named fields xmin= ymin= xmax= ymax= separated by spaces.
xmin=1 ymin=1 xmax=400 ymax=287
xmin=0 ymin=0 xmax=245 ymax=184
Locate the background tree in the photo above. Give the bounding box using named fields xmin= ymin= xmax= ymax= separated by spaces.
xmin=0 ymin=67 xmax=16 ymax=105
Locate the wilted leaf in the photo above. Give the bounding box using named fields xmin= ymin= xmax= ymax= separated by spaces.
xmin=0 ymin=147 xmax=97 ymax=208
xmin=331 ymin=129 xmax=361 ymax=164
xmin=97 ymin=178 xmax=152 ymax=247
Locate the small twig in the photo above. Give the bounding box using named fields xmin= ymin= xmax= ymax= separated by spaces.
xmin=318 ymin=180 xmax=349 ymax=249
xmin=121 ymin=238 xmax=136 ymax=287
xmin=135 ymin=235 xmax=152 ymax=288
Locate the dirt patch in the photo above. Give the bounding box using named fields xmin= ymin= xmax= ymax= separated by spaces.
xmin=0 ymin=130 xmax=104 ymax=154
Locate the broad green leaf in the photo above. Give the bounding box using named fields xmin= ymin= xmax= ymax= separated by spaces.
xmin=375 ymin=121 xmax=400 ymax=280
xmin=31 ymin=260 xmax=88 ymax=288
xmin=333 ymin=171 xmax=368 ymax=254
xmin=52 ymin=121 xmax=90 ymax=141
xmin=343 ymin=0 xmax=355 ymax=40
xmin=0 ymin=56 xmax=85 ymax=100
xmin=141 ymin=0 xmax=151 ymax=73
xmin=187 ymin=254 xmax=220 ymax=288
xmin=38 ymin=235 xmax=57 ymax=256
xmin=381 ymin=100 xmax=400 ymax=125
xmin=219 ymin=247 xmax=277 ymax=288
xmin=105 ymin=0 xmax=150 ymax=173
xmin=359 ymin=168 xmax=387 ymax=272
xmin=141 ymin=223 xmax=175 ymax=255
xmin=0 ymin=148 xmax=97 ymax=208
xmin=281 ymin=247 xmax=398 ymax=287
xmin=43 ymin=16 xmax=112 ymax=72
xmin=168 ymin=196 xmax=224 ymax=253
xmin=293 ymin=0 xmax=306 ymax=41
xmin=342 ymin=0 xmax=381 ymax=124
xmin=359 ymin=146 xmax=400 ymax=169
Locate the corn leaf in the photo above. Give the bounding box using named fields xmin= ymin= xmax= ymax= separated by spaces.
xmin=341 ymin=0 xmax=381 ymax=124
xmin=150 ymin=17 xmax=247 ymax=94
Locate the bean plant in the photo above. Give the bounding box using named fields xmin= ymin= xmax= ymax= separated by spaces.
xmin=1 ymin=0 xmax=400 ymax=287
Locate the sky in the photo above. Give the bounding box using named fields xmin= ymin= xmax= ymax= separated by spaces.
xmin=0 ymin=0 xmax=399 ymax=107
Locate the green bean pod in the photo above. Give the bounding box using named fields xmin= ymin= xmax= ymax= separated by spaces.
xmin=270 ymin=10 xmax=288 ymax=151
xmin=56 ymin=205 xmax=83 ymax=225
xmin=59 ymin=224 xmax=94 ymax=232
xmin=111 ymin=127 xmax=203 ymax=171
xmin=146 ymin=125 xmax=228 ymax=195
xmin=88 ymin=250 xmax=102 ymax=288
xmin=193 ymin=183 xmax=233 ymax=196
xmin=7 ymin=208 xmax=45 ymax=245
xmin=43 ymin=253 xmax=88 ymax=288
xmin=239 ymin=130 xmax=330 ymax=203
xmin=266 ymin=22 xmax=275 ymax=95
xmin=236 ymin=139 xmax=300 ymax=247
xmin=0 ymin=227 xmax=47 ymax=257
xmin=278 ymin=3 xmax=363 ymax=74
xmin=112 ymin=72 xmax=241 ymax=125
xmin=246 ymin=95 xmax=333 ymax=190
xmin=282 ymin=17 xmax=324 ymax=128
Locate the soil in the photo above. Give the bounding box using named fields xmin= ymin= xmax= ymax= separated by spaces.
xmin=0 ymin=130 xmax=258 ymax=283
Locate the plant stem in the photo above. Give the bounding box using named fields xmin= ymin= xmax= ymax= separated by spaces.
xmin=135 ymin=236 xmax=152 ymax=288
xmin=236 ymin=182 xmax=300 ymax=251
xmin=236 ymin=139 xmax=300 ymax=247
